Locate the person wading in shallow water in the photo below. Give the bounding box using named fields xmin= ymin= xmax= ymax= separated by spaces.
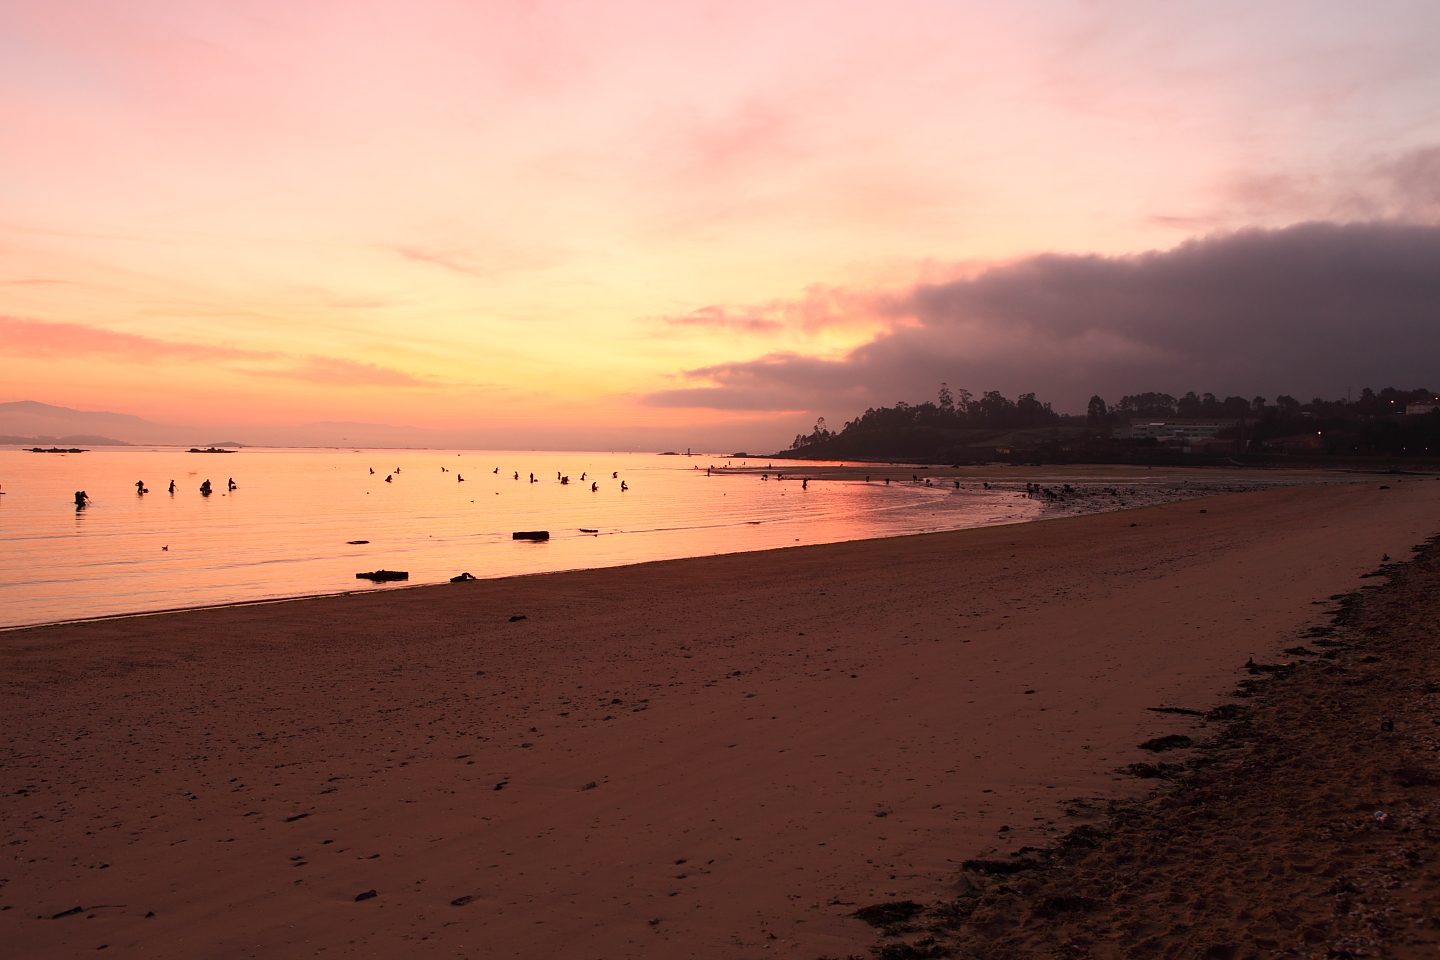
xmin=168 ymin=480 xmax=176 ymax=494
xmin=74 ymin=490 xmax=89 ymax=508
xmin=200 ymin=480 xmax=212 ymax=496
xmin=135 ymin=481 xmax=148 ymax=495
xmin=227 ymin=478 xmax=237 ymax=491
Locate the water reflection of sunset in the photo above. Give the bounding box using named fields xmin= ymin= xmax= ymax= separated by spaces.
xmin=0 ymin=448 xmax=1039 ymax=628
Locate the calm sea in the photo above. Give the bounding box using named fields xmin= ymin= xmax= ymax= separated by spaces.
xmin=0 ymin=448 xmax=1039 ymax=628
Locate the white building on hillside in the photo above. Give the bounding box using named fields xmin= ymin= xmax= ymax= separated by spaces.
xmin=1125 ymin=420 xmax=1229 ymax=441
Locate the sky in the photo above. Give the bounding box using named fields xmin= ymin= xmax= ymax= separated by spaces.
xmin=2 ymin=0 xmax=1439 ymax=450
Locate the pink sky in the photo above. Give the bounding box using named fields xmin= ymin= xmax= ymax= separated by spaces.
xmin=2 ymin=0 xmax=1438 ymax=449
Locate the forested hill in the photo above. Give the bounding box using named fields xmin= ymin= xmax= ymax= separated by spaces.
xmin=771 ymin=386 xmax=1440 ymax=463
xmin=772 ymin=388 xmax=1063 ymax=462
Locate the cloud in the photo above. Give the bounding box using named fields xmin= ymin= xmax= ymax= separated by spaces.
xmin=1214 ymin=145 xmax=1440 ymax=228
xmin=658 ymin=285 xmax=886 ymax=336
xmin=0 ymin=315 xmax=272 ymax=362
xmin=0 ymin=316 xmax=429 ymax=388
xmin=642 ymin=221 xmax=1440 ymax=415
xmin=254 ymin=355 xmax=434 ymax=388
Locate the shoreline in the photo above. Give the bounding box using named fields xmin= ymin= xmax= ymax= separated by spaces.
xmin=1 ymin=472 xmax=1362 ymax=634
xmin=3 ymin=480 xmax=1437 ymax=959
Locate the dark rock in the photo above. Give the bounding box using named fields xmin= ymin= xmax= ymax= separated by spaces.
xmin=852 ymin=900 xmax=926 ymax=927
xmin=354 ymin=890 xmax=377 ymax=902
xmin=962 ymin=858 xmax=1040 ymax=875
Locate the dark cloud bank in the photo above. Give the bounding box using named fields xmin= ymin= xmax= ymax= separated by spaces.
xmin=644 ymin=221 xmax=1440 ymax=416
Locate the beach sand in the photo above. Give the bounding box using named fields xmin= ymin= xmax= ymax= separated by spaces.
xmin=2 ymin=479 xmax=1437 ymax=959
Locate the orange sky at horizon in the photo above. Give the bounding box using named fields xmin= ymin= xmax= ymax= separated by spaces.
xmin=3 ymin=0 xmax=1439 ymax=449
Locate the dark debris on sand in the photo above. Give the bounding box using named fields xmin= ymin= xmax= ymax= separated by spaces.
xmin=835 ymin=533 xmax=1440 ymax=960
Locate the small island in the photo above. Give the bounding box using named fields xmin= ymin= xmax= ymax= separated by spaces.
xmin=29 ymin=447 xmax=87 ymax=453
xmin=187 ymin=447 xmax=235 ymax=454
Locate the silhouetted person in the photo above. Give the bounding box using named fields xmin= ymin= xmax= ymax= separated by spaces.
xmin=885 ymin=478 xmax=890 ymax=485
xmin=802 ymin=478 xmax=808 ymax=490
xmin=591 ymin=481 xmax=598 ymax=492
xmin=494 ymin=468 xmax=499 ymax=474
xmin=168 ymin=480 xmax=176 ymax=494
xmin=620 ymin=481 xmax=628 ymax=491
xmin=513 ymin=471 xmax=519 ymax=479
xmin=954 ymin=480 xmax=961 ymax=489
xmin=529 ymin=473 xmax=535 ymax=483
xmin=612 ymin=472 xmax=617 ymax=479
xmin=581 ymin=472 xmax=586 ymax=481
xmin=136 ymin=481 xmax=148 ymax=495
xmin=200 ymin=480 xmax=212 ymax=496
xmin=227 ymin=478 xmax=236 ymax=491
xmin=369 ymin=467 xmax=374 ymax=474
xmin=561 ymin=476 xmax=569 ymax=485
xmin=457 ymin=474 xmax=465 ymax=482
xmin=74 ymin=490 xmax=89 ymax=508
xmin=384 ymin=475 xmax=393 ymax=483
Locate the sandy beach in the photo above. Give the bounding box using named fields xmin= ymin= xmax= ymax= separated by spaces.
xmin=3 ymin=478 xmax=1438 ymax=959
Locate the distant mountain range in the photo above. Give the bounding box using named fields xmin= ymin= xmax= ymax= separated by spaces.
xmin=0 ymin=401 xmax=470 ymax=449
xmin=0 ymin=434 xmax=132 ymax=446
xmin=0 ymin=401 xmax=196 ymax=445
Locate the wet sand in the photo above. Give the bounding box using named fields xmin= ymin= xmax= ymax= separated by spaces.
xmin=2 ymin=479 xmax=1437 ymax=959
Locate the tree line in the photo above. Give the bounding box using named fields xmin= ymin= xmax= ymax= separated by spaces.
xmin=1086 ymin=387 xmax=1437 ymax=423
xmin=790 ymin=385 xmax=1058 ymax=449
xmin=785 ymin=383 xmax=1440 ymax=457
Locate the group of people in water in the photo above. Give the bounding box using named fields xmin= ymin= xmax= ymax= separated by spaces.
xmin=373 ymin=466 xmax=629 ymax=492
xmin=75 ymin=477 xmax=236 ymax=508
